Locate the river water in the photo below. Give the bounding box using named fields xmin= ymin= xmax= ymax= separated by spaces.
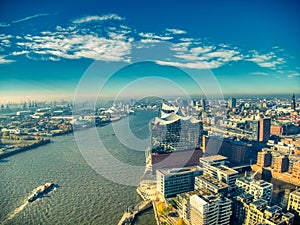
xmin=0 ymin=110 xmax=158 ymax=225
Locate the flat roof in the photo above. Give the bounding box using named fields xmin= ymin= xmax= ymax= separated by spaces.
xmin=291 ymin=188 xmax=300 ymax=197
xmin=215 ymin=165 xmax=239 ymax=175
xmin=198 ymin=175 xmax=228 ymax=189
xmin=200 ymin=155 xmax=227 ymax=163
xmin=252 ymin=180 xmax=273 ymax=188
xmin=158 ymin=166 xmax=201 ymax=175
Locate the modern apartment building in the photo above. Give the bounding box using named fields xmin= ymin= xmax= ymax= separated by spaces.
xmin=156 ymin=166 xmax=202 ymax=198
xmin=287 ymin=189 xmax=300 ymax=221
xmin=194 ymin=174 xmax=229 ymax=195
xmin=235 ymin=177 xmax=273 ymax=204
xmin=245 ymin=199 xmax=294 ymax=225
xmin=189 ymin=191 xmax=232 ymax=225
xmin=257 ymin=149 xmax=272 ymax=167
xmin=203 ymin=164 xmax=238 ymax=189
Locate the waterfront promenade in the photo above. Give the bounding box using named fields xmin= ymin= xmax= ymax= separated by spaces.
xmin=118 ymin=200 xmax=152 ymax=225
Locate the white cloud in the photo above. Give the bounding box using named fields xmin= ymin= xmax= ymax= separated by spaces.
xmin=12 ymin=50 xmax=29 ymax=56
xmin=72 ymin=14 xmax=124 ymax=24
xmin=190 ymin=46 xmax=214 ymax=54
xmin=0 ymin=34 xmax=13 ymax=40
xmin=14 ymin=26 xmax=132 ymax=62
xmin=0 ymin=55 xmax=14 ymax=64
xmin=156 ymin=60 xmax=222 ymax=69
xmin=140 ymin=39 xmax=162 ymax=43
xmin=251 ymin=72 xmax=269 ymax=76
xmin=0 ymin=23 xmax=10 ymax=27
xmin=166 ymin=28 xmax=187 ymax=35
xmin=246 ymin=51 xmax=285 ymax=69
xmin=287 ymin=72 xmax=300 ymax=78
xmin=138 ymin=32 xmax=173 ymax=41
xmin=205 ymin=50 xmax=240 ymax=62
xmin=1 ymin=39 xmax=11 ymax=47
xmin=165 ymin=39 xmax=242 ymax=69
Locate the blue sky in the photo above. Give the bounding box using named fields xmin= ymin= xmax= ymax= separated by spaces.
xmin=0 ymin=0 xmax=299 ymax=101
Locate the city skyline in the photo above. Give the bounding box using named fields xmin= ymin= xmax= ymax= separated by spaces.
xmin=0 ymin=0 xmax=300 ymax=101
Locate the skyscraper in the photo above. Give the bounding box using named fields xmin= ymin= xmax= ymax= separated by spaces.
xmin=200 ymin=98 xmax=206 ymax=110
xmin=259 ymin=118 xmax=271 ymax=142
xmin=252 ymin=120 xmax=260 ymax=141
xmin=228 ymin=97 xmax=236 ymax=108
xmin=292 ymin=93 xmax=296 ymax=111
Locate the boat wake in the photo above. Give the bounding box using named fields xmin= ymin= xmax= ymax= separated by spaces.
xmin=1 ymin=198 xmax=29 ymax=224
xmin=1 ymin=183 xmax=58 ymax=224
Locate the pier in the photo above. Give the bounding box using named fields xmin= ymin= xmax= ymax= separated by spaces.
xmin=118 ymin=200 xmax=152 ymax=225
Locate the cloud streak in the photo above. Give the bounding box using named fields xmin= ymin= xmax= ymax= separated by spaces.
xmin=166 ymin=28 xmax=187 ymax=35
xmin=0 ymin=55 xmax=14 ymax=64
xmin=72 ymin=14 xmax=124 ymax=24
xmin=0 ymin=13 xmax=50 ymax=28
xmin=11 ymin=13 xmax=50 ymax=24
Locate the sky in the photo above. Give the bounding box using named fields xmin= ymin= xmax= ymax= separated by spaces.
xmin=0 ymin=0 xmax=299 ymax=102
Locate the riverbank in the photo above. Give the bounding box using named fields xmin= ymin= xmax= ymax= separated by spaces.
xmin=0 ymin=138 xmax=50 ymax=160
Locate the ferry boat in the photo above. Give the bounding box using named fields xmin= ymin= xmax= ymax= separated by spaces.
xmin=28 ymin=183 xmax=55 ymax=202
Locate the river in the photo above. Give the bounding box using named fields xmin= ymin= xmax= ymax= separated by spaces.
xmin=0 ymin=110 xmax=158 ymax=225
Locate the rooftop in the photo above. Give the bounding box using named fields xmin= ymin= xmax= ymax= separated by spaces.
xmin=266 ymin=205 xmax=282 ymax=214
xmin=251 ymin=198 xmax=268 ymax=208
xmin=290 ymin=188 xmax=300 ymax=197
xmin=252 ymin=179 xmax=273 ymax=188
xmin=215 ymin=165 xmax=239 ymax=175
xmin=200 ymin=155 xmax=227 ymax=163
xmin=237 ymin=177 xmax=272 ymax=187
xmin=197 ymin=174 xmax=229 ymax=189
xmin=158 ymin=166 xmax=201 ymax=175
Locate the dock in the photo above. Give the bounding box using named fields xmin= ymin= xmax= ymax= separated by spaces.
xmin=118 ymin=200 xmax=152 ymax=225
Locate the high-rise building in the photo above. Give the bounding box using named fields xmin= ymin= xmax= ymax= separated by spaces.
xmin=232 ymin=193 xmax=254 ymax=225
xmin=252 ymin=120 xmax=260 ymax=141
xmin=156 ymin=167 xmax=202 ymax=198
xmin=259 ymin=118 xmax=271 ymax=142
xmin=287 ymin=189 xmax=300 ymax=221
xmin=228 ymin=97 xmax=237 ymax=108
xmin=292 ymin=93 xmax=296 ymax=111
xmin=257 ymin=150 xmax=272 ymax=167
xmin=202 ymin=136 xmax=248 ymax=163
xmin=292 ymin=161 xmax=300 ymax=180
xmin=244 ymin=199 xmax=294 ymax=225
xmin=235 ymin=178 xmax=273 ymax=204
xmin=189 ymin=191 xmax=232 ymax=225
xmin=200 ymin=98 xmax=206 ymax=110
xmin=272 ymin=155 xmax=289 ymax=173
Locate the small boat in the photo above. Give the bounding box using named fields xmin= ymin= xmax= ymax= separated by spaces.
xmin=28 ymin=183 xmax=55 ymax=202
